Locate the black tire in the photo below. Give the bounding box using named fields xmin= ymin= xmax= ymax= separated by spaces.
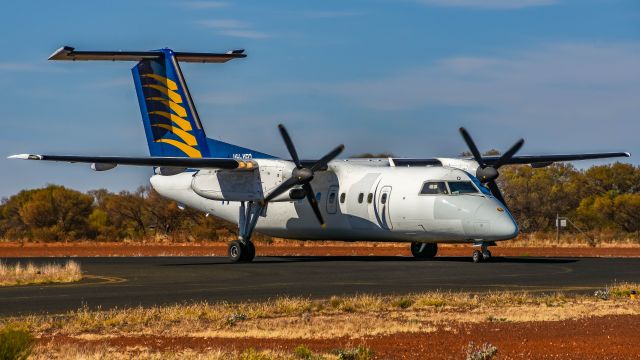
xmin=242 ymin=241 xmax=256 ymax=262
xmin=411 ymin=242 xmax=438 ymax=259
xmin=472 ymin=250 xmax=483 ymax=263
xmin=228 ymin=240 xmax=245 ymax=263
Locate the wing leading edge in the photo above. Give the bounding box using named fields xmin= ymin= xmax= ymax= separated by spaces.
xmin=391 ymin=152 xmax=630 ymax=167
xmin=8 ymin=154 xmax=256 ymax=170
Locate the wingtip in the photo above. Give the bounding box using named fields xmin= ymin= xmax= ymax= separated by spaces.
xmin=321 ymin=223 xmax=327 ymax=229
xmin=624 ymin=152 xmax=631 ymax=157
xmin=8 ymin=154 xmax=40 ymax=160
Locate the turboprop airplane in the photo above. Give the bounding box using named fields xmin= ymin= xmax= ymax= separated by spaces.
xmin=9 ymin=46 xmax=631 ymax=263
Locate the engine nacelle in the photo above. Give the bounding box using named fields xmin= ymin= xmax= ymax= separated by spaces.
xmin=190 ymin=159 xmax=296 ymax=202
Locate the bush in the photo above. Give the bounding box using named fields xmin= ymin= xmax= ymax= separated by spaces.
xmin=333 ymin=346 xmax=374 ymax=360
xmin=393 ymin=298 xmax=414 ymax=309
xmin=0 ymin=325 xmax=34 ymax=360
xmin=465 ymin=342 xmax=498 ymax=360
xmin=293 ymin=345 xmax=315 ymax=359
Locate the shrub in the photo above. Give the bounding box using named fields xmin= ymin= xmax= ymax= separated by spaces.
xmin=238 ymin=348 xmax=274 ymax=360
xmin=465 ymin=342 xmax=498 ymax=360
xmin=0 ymin=325 xmax=34 ymax=360
xmin=393 ymin=298 xmax=414 ymax=309
xmin=293 ymin=345 xmax=314 ymax=359
xmin=333 ymin=346 xmax=374 ymax=360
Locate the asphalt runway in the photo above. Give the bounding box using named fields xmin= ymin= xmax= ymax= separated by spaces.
xmin=1 ymin=255 xmax=639 ymax=316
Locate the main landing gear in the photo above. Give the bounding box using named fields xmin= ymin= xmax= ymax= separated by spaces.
xmin=472 ymin=242 xmax=493 ymax=263
xmin=411 ymin=242 xmax=438 ymax=259
xmin=228 ymin=201 xmax=263 ymax=263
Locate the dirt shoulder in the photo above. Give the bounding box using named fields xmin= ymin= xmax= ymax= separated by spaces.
xmin=1 ymin=241 xmax=640 ymax=258
xmin=37 ymin=315 xmax=640 ymax=360
xmin=20 ymin=287 xmax=640 ymax=360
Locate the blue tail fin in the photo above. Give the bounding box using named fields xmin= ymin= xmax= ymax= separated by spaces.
xmin=132 ymin=48 xmax=273 ymax=160
xmin=132 ymin=49 xmax=209 ymax=158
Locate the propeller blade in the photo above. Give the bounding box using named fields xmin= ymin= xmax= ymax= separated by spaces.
xmin=492 ymin=138 xmax=525 ymax=169
xmin=487 ymin=181 xmax=508 ymax=209
xmin=459 ymin=127 xmax=485 ymax=167
xmin=302 ymin=182 xmax=325 ymax=227
xmin=311 ymin=144 xmax=345 ymax=172
xmin=278 ymin=124 xmax=302 ymax=168
xmin=263 ymin=177 xmax=298 ymax=203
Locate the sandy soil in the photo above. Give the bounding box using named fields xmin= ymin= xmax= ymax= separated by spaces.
xmin=38 ymin=315 xmax=639 ymax=359
xmin=1 ymin=241 xmax=640 ymax=258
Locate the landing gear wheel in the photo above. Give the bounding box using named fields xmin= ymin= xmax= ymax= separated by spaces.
xmin=242 ymin=241 xmax=256 ymax=262
xmin=483 ymin=249 xmax=492 ymax=261
xmin=228 ymin=240 xmax=245 ymax=263
xmin=411 ymin=242 xmax=438 ymax=259
xmin=472 ymin=250 xmax=483 ymax=263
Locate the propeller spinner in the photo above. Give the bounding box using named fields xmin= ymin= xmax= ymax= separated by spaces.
xmin=261 ymin=124 xmax=344 ymax=227
xmin=459 ymin=127 xmax=524 ymax=207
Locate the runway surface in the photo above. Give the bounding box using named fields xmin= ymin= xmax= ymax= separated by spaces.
xmin=1 ymin=255 xmax=639 ymax=316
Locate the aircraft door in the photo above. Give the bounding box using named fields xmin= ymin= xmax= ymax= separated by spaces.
xmin=326 ymin=185 xmax=339 ymax=214
xmin=377 ymin=186 xmax=393 ymax=230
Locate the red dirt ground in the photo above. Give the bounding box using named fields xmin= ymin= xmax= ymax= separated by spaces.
xmin=40 ymin=315 xmax=640 ymax=359
xmin=2 ymin=241 xmax=640 ymax=258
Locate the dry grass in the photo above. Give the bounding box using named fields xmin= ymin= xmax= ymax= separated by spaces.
xmin=0 ymin=260 xmax=82 ymax=286
xmin=4 ymin=284 xmax=638 ymax=342
xmin=31 ymin=345 xmax=303 ymax=360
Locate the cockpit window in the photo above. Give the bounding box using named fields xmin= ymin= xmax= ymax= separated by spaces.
xmin=447 ymin=181 xmax=478 ymax=194
xmin=464 ymin=171 xmax=492 ymax=195
xmin=420 ymin=181 xmax=449 ymax=195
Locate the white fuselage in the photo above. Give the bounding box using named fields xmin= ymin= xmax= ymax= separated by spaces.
xmin=151 ymin=159 xmax=518 ymax=243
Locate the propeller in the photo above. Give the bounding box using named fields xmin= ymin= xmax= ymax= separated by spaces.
xmin=459 ymin=127 xmax=524 ymax=207
xmin=262 ymin=124 xmax=345 ymax=227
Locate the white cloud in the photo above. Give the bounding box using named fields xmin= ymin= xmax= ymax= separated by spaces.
xmin=415 ymin=0 xmax=557 ymax=9
xmin=318 ymin=42 xmax=640 ymax=151
xmin=196 ymin=19 xmax=249 ymax=29
xmin=196 ymin=19 xmax=269 ymax=39
xmin=301 ymin=10 xmax=364 ymax=18
xmin=218 ymin=29 xmax=270 ymax=39
xmin=183 ymin=1 xmax=229 ymax=9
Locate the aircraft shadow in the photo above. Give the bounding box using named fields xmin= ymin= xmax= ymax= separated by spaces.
xmin=161 ymin=256 xmax=578 ymax=267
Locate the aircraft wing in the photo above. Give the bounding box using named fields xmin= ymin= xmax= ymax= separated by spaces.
xmin=480 ymin=152 xmax=631 ymax=166
xmin=8 ymin=154 xmax=257 ymax=170
xmin=391 ymin=152 xmax=630 ymax=167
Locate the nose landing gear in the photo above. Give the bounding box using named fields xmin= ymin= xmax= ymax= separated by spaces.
xmin=472 ymin=242 xmax=493 ymax=263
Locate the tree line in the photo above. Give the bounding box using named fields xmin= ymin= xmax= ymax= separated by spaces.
xmin=0 ymin=162 xmax=638 ymax=242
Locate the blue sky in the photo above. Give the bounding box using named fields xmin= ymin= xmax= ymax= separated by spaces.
xmin=1 ymin=0 xmax=639 ymax=198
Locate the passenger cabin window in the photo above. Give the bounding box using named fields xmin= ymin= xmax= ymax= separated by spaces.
xmin=367 ymin=193 xmax=373 ymax=203
xmin=420 ymin=181 xmax=448 ymax=195
xmin=358 ymin=193 xmax=364 ymax=203
xmin=328 ymin=192 xmax=336 ymax=204
xmin=340 ymin=193 xmax=346 ymax=203
xmin=447 ymin=181 xmax=478 ymax=195
xmin=316 ymin=192 xmax=321 ymax=200
xmin=381 ymin=193 xmax=388 ymax=204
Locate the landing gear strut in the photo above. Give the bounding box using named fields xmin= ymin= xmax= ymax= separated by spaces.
xmin=472 ymin=242 xmax=492 ymax=263
xmin=229 ymin=201 xmax=263 ymax=263
xmin=411 ymin=242 xmax=438 ymax=259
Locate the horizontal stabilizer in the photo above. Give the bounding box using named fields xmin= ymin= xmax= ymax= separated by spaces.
xmin=49 ymin=46 xmax=246 ymax=63
xmin=8 ymin=154 xmax=257 ymax=170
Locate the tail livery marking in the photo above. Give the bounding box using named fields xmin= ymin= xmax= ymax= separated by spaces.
xmin=133 ymin=49 xmax=208 ymax=158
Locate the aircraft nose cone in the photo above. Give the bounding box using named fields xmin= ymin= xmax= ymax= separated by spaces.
xmin=493 ymin=209 xmax=518 ymax=239
xmin=473 ymin=200 xmax=519 ymax=240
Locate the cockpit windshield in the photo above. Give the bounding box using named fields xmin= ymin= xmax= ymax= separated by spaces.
xmin=464 ymin=171 xmax=492 ymax=195
xmin=447 ymin=181 xmax=478 ymax=194
xmin=420 ymin=176 xmax=489 ymax=196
